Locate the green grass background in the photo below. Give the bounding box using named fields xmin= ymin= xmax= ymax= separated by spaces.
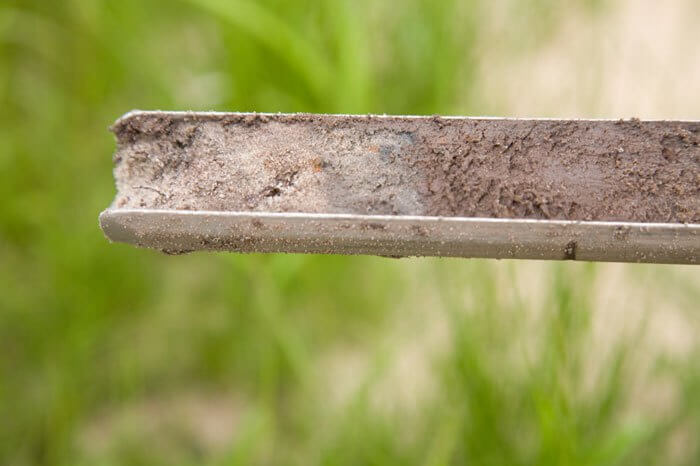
xmin=1 ymin=0 xmax=699 ymax=465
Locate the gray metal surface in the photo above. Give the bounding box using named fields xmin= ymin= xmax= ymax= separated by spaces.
xmin=99 ymin=209 xmax=699 ymax=264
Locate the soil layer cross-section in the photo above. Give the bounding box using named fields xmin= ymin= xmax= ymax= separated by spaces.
xmin=110 ymin=112 xmax=699 ymax=224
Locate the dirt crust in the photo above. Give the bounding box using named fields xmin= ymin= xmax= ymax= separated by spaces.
xmin=110 ymin=112 xmax=699 ymax=223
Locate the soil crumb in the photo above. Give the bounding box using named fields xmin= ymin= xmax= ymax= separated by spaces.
xmin=110 ymin=112 xmax=699 ymax=223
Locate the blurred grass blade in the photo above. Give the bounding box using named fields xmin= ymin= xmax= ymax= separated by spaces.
xmin=325 ymin=0 xmax=372 ymax=112
xmin=184 ymin=0 xmax=334 ymax=100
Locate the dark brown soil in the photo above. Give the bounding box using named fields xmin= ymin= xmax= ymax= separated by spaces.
xmin=110 ymin=112 xmax=699 ymax=223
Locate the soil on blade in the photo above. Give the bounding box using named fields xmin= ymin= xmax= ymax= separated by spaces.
xmin=111 ymin=112 xmax=699 ymax=223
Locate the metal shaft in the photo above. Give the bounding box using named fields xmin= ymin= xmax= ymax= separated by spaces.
xmin=100 ymin=111 xmax=699 ymax=263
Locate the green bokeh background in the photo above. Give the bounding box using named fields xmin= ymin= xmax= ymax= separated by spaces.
xmin=1 ymin=1 xmax=699 ymax=465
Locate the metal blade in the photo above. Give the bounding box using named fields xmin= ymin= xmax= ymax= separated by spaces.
xmin=100 ymin=111 xmax=699 ymax=263
xmin=100 ymin=209 xmax=698 ymax=264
